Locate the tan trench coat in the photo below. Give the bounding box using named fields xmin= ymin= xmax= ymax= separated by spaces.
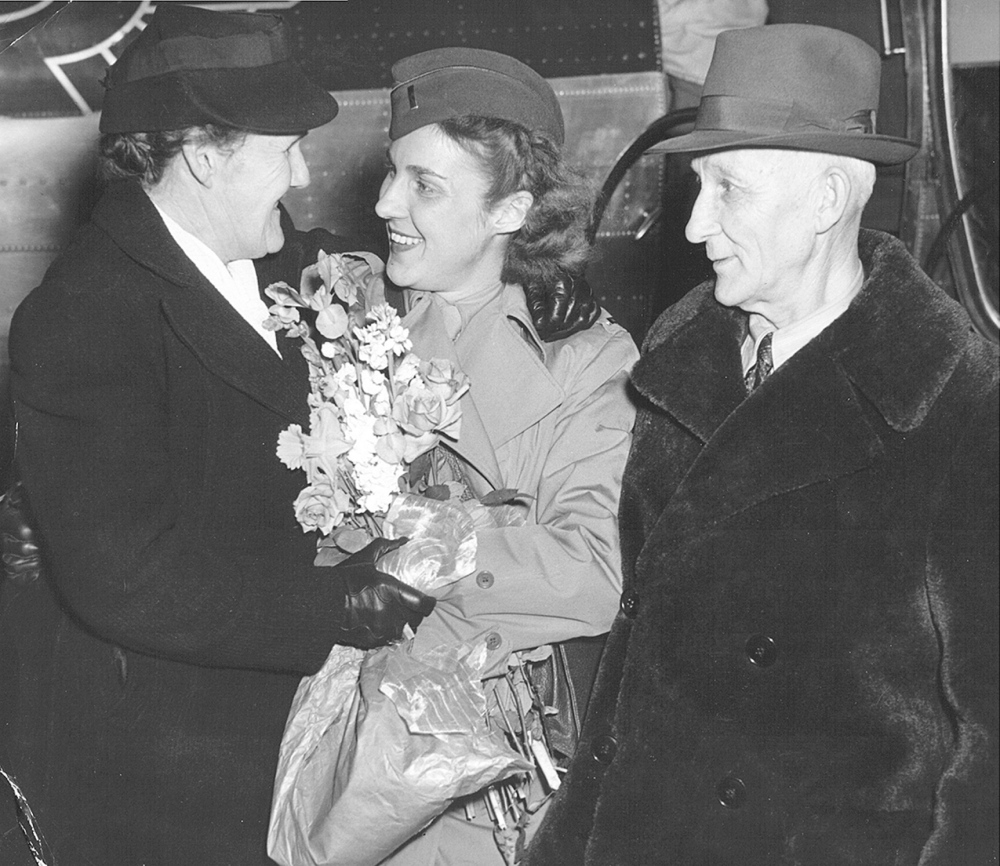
xmin=401 ymin=284 xmax=638 ymax=677
xmin=381 ymin=284 xmax=638 ymax=865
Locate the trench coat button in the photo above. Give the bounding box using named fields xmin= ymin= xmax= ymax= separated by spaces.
xmin=591 ymin=734 xmax=618 ymax=764
xmin=716 ymin=775 xmax=747 ymax=808
xmin=620 ymin=589 xmax=640 ymax=618
xmin=485 ymin=632 xmax=503 ymax=651
xmin=475 ymin=571 xmax=495 ymax=589
xmin=745 ymin=634 xmax=778 ymax=667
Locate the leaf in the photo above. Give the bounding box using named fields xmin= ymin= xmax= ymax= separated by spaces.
xmin=329 ymin=525 xmax=372 ymax=553
xmin=343 ymin=250 xmax=386 ymax=277
xmin=423 ymin=484 xmax=452 ymax=501
xmin=481 ymin=488 xmax=533 ymax=507
xmin=314 ymin=546 xmax=349 ymax=567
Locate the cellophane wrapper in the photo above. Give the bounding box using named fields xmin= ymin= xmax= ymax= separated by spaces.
xmin=267 ymin=494 xmax=532 ymax=866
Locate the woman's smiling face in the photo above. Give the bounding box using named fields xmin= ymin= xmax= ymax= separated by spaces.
xmin=375 ymin=124 xmax=510 ymax=297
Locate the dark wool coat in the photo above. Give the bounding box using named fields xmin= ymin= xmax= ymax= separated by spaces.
xmin=528 ymin=230 xmax=999 ymax=866
xmin=0 ymin=180 xmax=363 ymax=865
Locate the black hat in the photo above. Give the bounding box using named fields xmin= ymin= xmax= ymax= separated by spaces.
xmin=649 ymin=24 xmax=919 ymax=165
xmin=389 ymin=47 xmax=564 ymax=146
xmin=100 ymin=4 xmax=338 ymax=134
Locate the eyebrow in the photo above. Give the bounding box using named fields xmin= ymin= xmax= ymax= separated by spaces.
xmin=384 ymin=150 xmax=448 ymax=181
xmin=409 ymin=165 xmax=447 ymax=181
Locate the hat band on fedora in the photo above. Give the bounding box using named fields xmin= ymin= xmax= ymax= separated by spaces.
xmin=126 ymin=30 xmax=286 ymax=82
xmin=697 ymin=95 xmax=876 ymax=137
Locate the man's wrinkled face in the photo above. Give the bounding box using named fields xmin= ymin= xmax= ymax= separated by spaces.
xmin=686 ymin=149 xmax=819 ymax=318
xmin=209 ymin=133 xmax=310 ymax=262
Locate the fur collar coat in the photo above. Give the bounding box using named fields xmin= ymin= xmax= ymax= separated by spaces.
xmin=528 ymin=230 xmax=999 ymax=865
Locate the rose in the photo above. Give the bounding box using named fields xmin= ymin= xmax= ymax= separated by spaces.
xmin=392 ymin=380 xmax=462 ymax=440
xmin=421 ymin=359 xmax=470 ymax=399
xmin=293 ymin=481 xmax=351 ymax=535
xmin=421 ymin=360 xmax=469 ymax=440
xmin=391 ymin=361 xmax=469 ymax=442
xmin=376 ymin=427 xmax=438 ymax=465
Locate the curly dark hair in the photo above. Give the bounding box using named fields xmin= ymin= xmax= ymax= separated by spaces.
xmin=98 ymin=125 xmax=246 ymax=187
xmin=437 ymin=116 xmax=596 ymax=289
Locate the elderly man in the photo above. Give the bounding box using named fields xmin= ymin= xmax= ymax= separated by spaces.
xmin=528 ymin=24 xmax=998 ymax=866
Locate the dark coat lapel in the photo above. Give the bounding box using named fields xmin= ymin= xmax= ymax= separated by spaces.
xmin=661 ymin=346 xmax=884 ymax=538
xmin=92 ymin=182 xmax=308 ymax=423
xmin=630 ymin=230 xmax=976 ymax=552
xmin=631 ymin=296 xmax=747 ymax=442
xmin=633 ymin=298 xmax=884 ymax=543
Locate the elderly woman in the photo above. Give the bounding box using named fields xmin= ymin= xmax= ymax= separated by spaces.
xmin=374 ymin=48 xmax=639 ymax=864
xmin=0 ymin=7 xmax=440 ymax=865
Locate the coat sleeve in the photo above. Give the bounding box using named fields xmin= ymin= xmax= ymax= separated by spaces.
xmin=922 ymin=383 xmax=999 ymax=863
xmin=409 ymin=326 xmax=639 ymax=678
xmin=9 ymin=231 xmax=358 ymax=677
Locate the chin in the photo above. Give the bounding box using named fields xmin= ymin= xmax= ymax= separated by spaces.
xmin=386 ymin=261 xmax=417 ymax=291
xmin=713 ymin=281 xmax=740 ymax=309
xmin=713 ymin=276 xmax=755 ymax=310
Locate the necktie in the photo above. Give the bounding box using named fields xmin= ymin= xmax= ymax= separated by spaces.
xmin=744 ymin=331 xmax=774 ymax=393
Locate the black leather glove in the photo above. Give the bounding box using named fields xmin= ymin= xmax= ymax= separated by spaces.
xmin=526 ymin=273 xmax=602 ymax=342
xmin=1 ymin=482 xmax=42 ymax=587
xmin=338 ymin=537 xmax=437 ymax=649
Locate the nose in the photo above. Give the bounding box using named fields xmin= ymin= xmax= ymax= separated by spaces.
xmin=685 ymin=185 xmax=715 ymax=245
xmin=289 ymin=144 xmax=310 ymax=189
xmin=375 ymin=173 xmax=402 ymax=220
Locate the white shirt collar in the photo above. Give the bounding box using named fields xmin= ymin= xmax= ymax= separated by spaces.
xmin=152 ymin=201 xmax=280 ymax=356
xmin=741 ymin=270 xmax=863 ymax=376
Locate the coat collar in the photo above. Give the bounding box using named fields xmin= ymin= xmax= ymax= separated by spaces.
xmin=630 ymin=229 xmax=974 ymax=542
xmin=402 ymin=285 xmax=563 ymax=490
xmin=92 ymin=181 xmax=308 ymax=423
xmin=632 ymin=229 xmax=975 ymax=440
xmin=819 ymin=229 xmax=975 ymax=432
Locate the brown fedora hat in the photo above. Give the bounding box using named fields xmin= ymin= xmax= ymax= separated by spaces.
xmin=389 ymin=47 xmax=565 ymax=146
xmin=649 ymin=24 xmax=919 ymax=165
xmin=100 ymin=4 xmax=338 ymax=135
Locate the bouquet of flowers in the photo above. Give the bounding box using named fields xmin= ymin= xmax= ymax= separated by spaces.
xmin=266 ymin=249 xmax=467 ymax=555
xmin=264 ymin=251 xmax=532 ymax=866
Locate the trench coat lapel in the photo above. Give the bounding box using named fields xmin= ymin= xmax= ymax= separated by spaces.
xmin=94 ymin=181 xmax=308 ymax=423
xmin=402 ymin=289 xmax=563 ymax=490
xmin=402 ymin=294 xmax=502 ymax=488
xmin=632 ymin=301 xmax=884 ymax=540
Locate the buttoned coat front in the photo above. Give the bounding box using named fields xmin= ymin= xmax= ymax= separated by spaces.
xmin=528 ymin=230 xmax=999 ymax=865
xmin=1 ymin=180 xmax=366 ymax=865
